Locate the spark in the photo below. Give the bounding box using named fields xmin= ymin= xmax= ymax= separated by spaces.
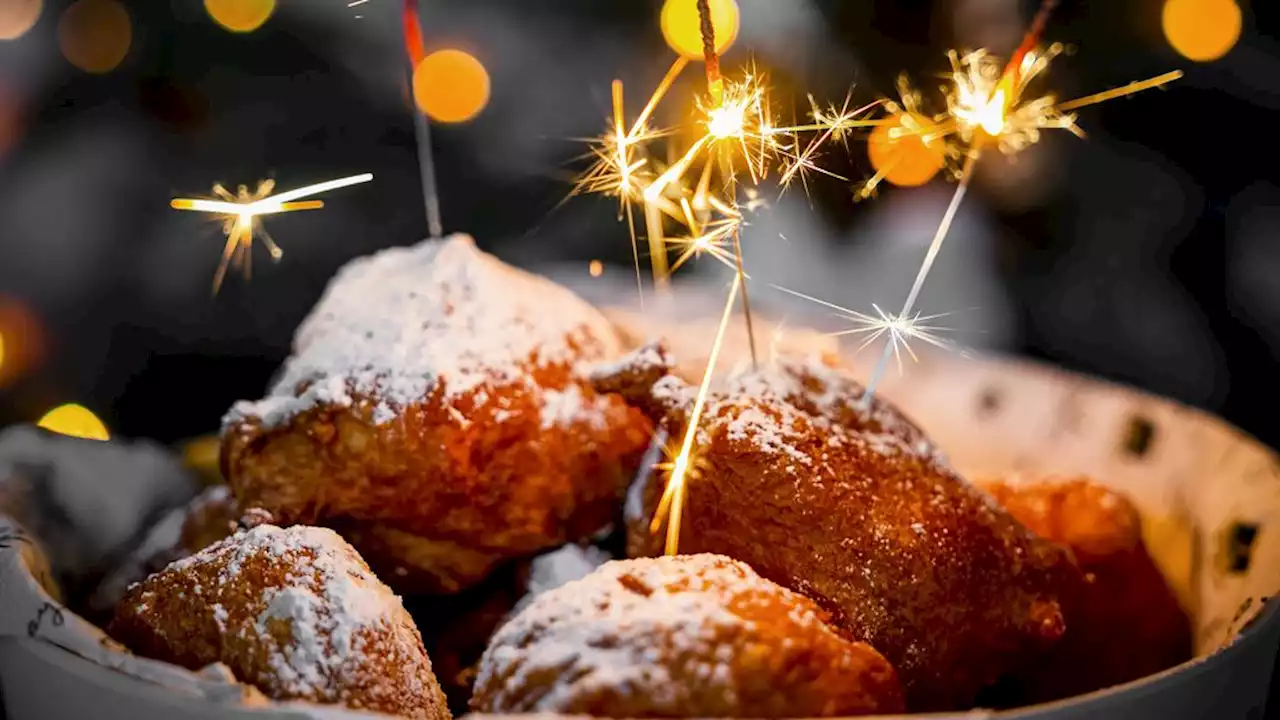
xmin=651 ymin=272 xmax=741 ymax=556
xmin=171 ymin=173 xmax=373 ymax=293
xmin=779 ymin=93 xmax=882 ymax=193
xmin=770 ymin=285 xmax=959 ymax=375
xmin=572 ymin=57 xmax=690 ymax=294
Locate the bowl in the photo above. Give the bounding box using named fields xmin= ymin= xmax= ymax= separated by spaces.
xmin=1 ymin=313 xmax=1276 ymax=719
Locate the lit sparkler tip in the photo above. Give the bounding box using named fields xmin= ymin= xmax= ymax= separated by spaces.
xmin=171 ymin=173 xmax=373 ymax=293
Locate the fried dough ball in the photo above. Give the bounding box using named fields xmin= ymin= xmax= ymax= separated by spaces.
xmin=90 ymin=485 xmax=245 ymax=615
xmin=109 ymin=524 xmax=450 ymax=719
xmin=979 ymin=477 xmax=1193 ymax=701
xmin=221 ymin=236 xmax=653 ymax=593
xmin=472 ymin=553 xmax=904 ymax=717
xmin=595 ymin=344 xmax=1077 ymax=711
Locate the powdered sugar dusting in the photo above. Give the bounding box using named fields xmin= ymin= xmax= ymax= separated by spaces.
xmin=162 ymin=525 xmax=412 ymax=697
xmin=539 ymin=384 xmax=611 ymax=430
xmin=224 ymin=235 xmax=620 ymax=429
xmin=655 ymin=353 xmax=946 ymax=467
xmin=475 ymin=554 xmax=843 ymax=713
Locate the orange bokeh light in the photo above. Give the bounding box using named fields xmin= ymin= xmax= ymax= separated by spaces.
xmin=0 ymin=298 xmax=44 ymax=388
xmin=661 ymin=0 xmax=739 ymax=60
xmin=59 ymin=0 xmax=131 ymax=74
xmin=204 ymin=0 xmax=275 ymax=34
xmin=1163 ymin=0 xmax=1241 ymax=62
xmin=413 ymin=49 xmax=491 ymax=123
xmin=0 ymin=0 xmax=41 ymax=41
xmin=867 ymin=115 xmax=946 ymax=189
xmin=38 ymin=403 xmax=110 ymax=441
xmin=589 ymin=260 xmax=604 ymax=277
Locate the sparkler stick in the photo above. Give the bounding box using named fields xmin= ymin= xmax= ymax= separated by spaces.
xmin=403 ymin=0 xmax=444 ymax=238
xmin=696 ymin=0 xmax=758 ymax=369
xmin=651 ymin=272 xmax=742 ymax=555
xmin=696 ymin=0 xmax=724 ymax=103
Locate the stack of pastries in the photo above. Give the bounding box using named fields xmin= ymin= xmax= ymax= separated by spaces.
xmin=105 ymin=235 xmax=1191 ymax=718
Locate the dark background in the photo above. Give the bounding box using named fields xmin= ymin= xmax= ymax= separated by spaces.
xmin=0 ymin=0 xmax=1277 ymax=452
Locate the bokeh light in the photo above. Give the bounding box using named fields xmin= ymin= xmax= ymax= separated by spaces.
xmin=204 ymin=0 xmax=275 ymax=34
xmin=1163 ymin=0 xmax=1241 ymax=62
xmin=0 ymin=0 xmax=41 ymax=41
xmin=38 ymin=404 xmax=110 ymax=441
xmin=661 ymin=0 xmax=739 ymax=60
xmin=59 ymin=0 xmax=131 ymax=74
xmin=589 ymin=259 xmax=604 ymax=277
xmin=413 ymin=49 xmax=491 ymax=123
xmin=0 ymin=298 xmax=44 ymax=388
xmin=867 ymin=116 xmax=946 ymax=189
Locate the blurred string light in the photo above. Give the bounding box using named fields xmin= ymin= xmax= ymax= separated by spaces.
xmin=171 ymin=174 xmax=374 ymax=293
xmin=0 ymin=0 xmax=41 ymax=41
xmin=1163 ymin=0 xmax=1241 ymax=62
xmin=204 ymin=0 xmax=275 ymax=34
xmin=37 ymin=404 xmax=109 ymax=442
xmin=58 ymin=0 xmax=130 ymax=74
xmin=661 ymin=0 xmax=738 ymax=60
xmin=413 ymin=48 xmax=491 ymax=123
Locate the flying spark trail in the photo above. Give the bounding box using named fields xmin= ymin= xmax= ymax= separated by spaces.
xmin=770 ymin=285 xmax=960 ymax=376
xmin=171 ymin=174 xmax=373 ymax=293
xmin=651 ymin=272 xmax=742 ymax=556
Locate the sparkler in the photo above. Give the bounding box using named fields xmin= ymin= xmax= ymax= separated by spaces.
xmin=573 ymin=13 xmax=879 ymax=304
xmin=171 ymin=174 xmax=374 ymax=293
xmin=571 ymin=56 xmax=690 ymax=298
xmin=852 ymin=1 xmax=1180 ymax=397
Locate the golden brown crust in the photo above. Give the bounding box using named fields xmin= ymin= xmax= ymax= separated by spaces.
xmin=979 ymin=477 xmax=1193 ymax=702
xmin=221 ymin=238 xmax=653 ymax=593
xmin=177 ymin=485 xmax=241 ymax=552
xmin=603 ymin=345 xmax=1076 ymax=711
xmin=472 ymin=553 xmax=904 ymax=717
xmin=109 ymin=525 xmax=450 ymax=719
xmin=222 ymin=369 xmax=652 ymax=593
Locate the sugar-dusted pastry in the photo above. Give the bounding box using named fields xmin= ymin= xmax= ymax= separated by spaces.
xmin=109 ymin=524 xmax=450 ymax=719
xmin=221 ymin=236 xmax=653 ymax=593
xmin=595 ymin=344 xmax=1077 ymax=711
xmin=979 ymin=477 xmax=1192 ymax=701
xmin=472 ymin=553 xmax=904 ymax=717
xmin=89 ymin=484 xmax=244 ymax=615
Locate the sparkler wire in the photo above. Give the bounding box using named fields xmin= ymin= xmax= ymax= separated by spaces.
xmin=403 ymin=0 xmax=444 ymax=238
